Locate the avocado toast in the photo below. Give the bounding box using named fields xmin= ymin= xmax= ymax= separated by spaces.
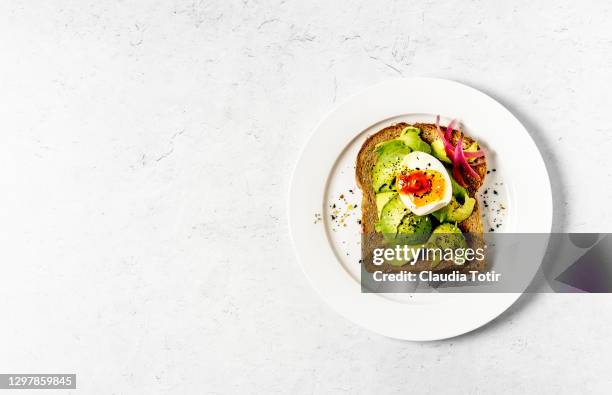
xmin=356 ymin=120 xmax=487 ymax=274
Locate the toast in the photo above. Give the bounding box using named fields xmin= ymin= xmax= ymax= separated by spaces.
xmin=356 ymin=122 xmax=487 ymax=274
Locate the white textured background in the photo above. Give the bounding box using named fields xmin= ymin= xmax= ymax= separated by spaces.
xmin=1 ymin=0 xmax=611 ymax=394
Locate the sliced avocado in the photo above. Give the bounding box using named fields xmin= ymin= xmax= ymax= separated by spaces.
xmin=375 ymin=194 xmax=409 ymax=234
xmin=431 ymin=139 xmax=451 ymax=163
xmin=433 ymin=222 xmax=463 ymax=234
xmin=427 ymin=223 xmax=468 ymax=267
xmin=449 ymin=174 xmax=475 ymax=220
xmin=432 ymin=175 xmax=476 ymax=223
xmin=375 ymin=191 xmax=397 ymax=218
xmin=429 ymin=223 xmax=467 ymax=249
xmin=450 ymin=175 xmax=469 ymax=202
xmin=395 ymin=213 xmax=433 ymax=245
xmin=432 ymin=201 xmax=449 ymax=222
xmin=432 ymin=196 xmax=475 ymax=223
xmin=372 ymin=140 xmax=411 ymax=192
xmin=447 ymin=197 xmax=475 ymax=221
xmin=432 ymin=139 xmax=480 ymax=164
xmin=397 ymin=127 xmax=432 ymax=154
xmin=401 ymin=126 xmax=420 ymax=134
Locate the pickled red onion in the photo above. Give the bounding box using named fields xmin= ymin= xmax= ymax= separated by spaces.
xmin=435 ymin=116 xmax=459 ymax=158
xmin=434 ymin=115 xmax=484 ymax=182
xmin=445 ymin=118 xmax=457 ymax=141
xmin=464 ymin=150 xmax=485 ymax=158
xmin=452 ymin=140 xmax=467 ymax=187
xmin=455 ymin=132 xmax=481 ymax=180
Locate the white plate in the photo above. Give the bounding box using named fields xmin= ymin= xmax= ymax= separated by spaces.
xmin=288 ymin=78 xmax=552 ymax=341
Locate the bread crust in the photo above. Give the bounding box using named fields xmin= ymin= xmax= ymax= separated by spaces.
xmin=356 ymin=122 xmax=486 ymax=274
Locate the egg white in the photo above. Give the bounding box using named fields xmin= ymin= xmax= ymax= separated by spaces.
xmin=398 ymin=151 xmax=452 ymax=216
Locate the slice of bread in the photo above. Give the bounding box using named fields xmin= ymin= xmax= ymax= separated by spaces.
xmin=356 ymin=122 xmax=486 ymax=274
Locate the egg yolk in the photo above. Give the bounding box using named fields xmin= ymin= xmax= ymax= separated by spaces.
xmin=397 ymin=170 xmax=446 ymax=207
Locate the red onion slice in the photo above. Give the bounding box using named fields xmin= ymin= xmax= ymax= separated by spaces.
xmin=452 ymin=144 xmax=467 ymax=187
xmin=445 ymin=119 xmax=457 ymax=141
xmin=435 ymin=117 xmax=458 ymax=158
xmin=464 ymin=149 xmax=485 ymax=158
xmin=435 ymin=115 xmax=484 ymax=179
xmin=456 ymin=133 xmax=481 ymax=180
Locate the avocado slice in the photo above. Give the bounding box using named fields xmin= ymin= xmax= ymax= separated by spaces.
xmin=431 ymin=139 xmax=480 ymax=164
xmin=427 ymin=223 xmax=468 ymax=267
xmin=432 ymin=196 xmax=476 ymax=223
xmin=375 ymin=191 xmax=397 ymax=218
xmin=433 ymin=222 xmax=463 ymax=235
xmin=431 ymin=139 xmax=451 ymax=163
xmin=449 ymin=175 xmax=475 ymax=221
xmin=450 ymin=175 xmax=468 ymax=200
xmin=447 ymin=197 xmax=475 ymax=221
xmin=372 ymin=140 xmax=411 ymax=192
xmin=375 ymin=194 xmax=409 ymax=234
xmin=383 ymin=212 xmax=433 ymax=265
xmin=432 ymin=174 xmax=476 ymax=223
xmin=395 ymin=213 xmax=433 ymax=245
xmin=429 ymin=223 xmax=467 ymax=249
xmin=397 ymin=127 xmax=432 ymax=154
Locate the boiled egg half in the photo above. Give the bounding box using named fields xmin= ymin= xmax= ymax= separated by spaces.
xmin=397 ymin=151 xmax=452 ymax=216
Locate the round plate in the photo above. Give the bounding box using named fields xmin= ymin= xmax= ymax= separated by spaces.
xmin=288 ymin=78 xmax=552 ymax=341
